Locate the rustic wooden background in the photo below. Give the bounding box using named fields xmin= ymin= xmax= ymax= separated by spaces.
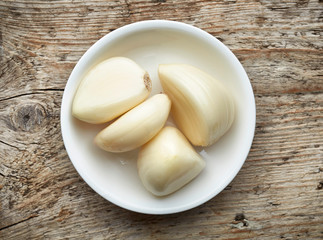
xmin=1 ymin=0 xmax=322 ymax=239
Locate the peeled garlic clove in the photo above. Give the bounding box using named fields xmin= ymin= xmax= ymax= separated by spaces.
xmin=72 ymin=57 xmax=152 ymax=124
xmin=94 ymin=94 xmax=171 ymax=153
xmin=137 ymin=126 xmax=205 ymax=196
xmin=158 ymin=64 xmax=235 ymax=147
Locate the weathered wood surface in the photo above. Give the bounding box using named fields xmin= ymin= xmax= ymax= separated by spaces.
xmin=1 ymin=0 xmax=322 ymax=239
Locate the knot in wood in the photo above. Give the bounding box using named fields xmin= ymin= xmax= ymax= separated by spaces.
xmin=13 ymin=103 xmax=47 ymax=132
xmin=235 ymin=213 xmax=246 ymax=221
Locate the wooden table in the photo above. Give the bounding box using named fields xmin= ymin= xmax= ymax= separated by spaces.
xmin=1 ymin=1 xmax=322 ymax=239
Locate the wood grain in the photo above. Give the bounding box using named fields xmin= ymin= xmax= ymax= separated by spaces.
xmin=1 ymin=0 xmax=322 ymax=239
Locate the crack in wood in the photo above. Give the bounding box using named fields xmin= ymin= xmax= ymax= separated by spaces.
xmin=0 ymin=140 xmax=21 ymax=151
xmin=0 ymin=89 xmax=64 ymax=102
xmin=32 ymin=88 xmax=64 ymax=92
xmin=233 ymin=48 xmax=323 ymax=54
xmin=0 ymin=214 xmax=38 ymax=231
xmin=0 ymin=92 xmax=44 ymax=102
xmin=255 ymin=91 xmax=323 ymax=97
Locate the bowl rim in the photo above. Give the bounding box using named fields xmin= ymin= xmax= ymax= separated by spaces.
xmin=61 ymin=20 xmax=256 ymax=215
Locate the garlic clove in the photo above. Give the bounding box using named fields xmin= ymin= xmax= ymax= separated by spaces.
xmin=158 ymin=64 xmax=235 ymax=146
xmin=72 ymin=57 xmax=152 ymax=124
xmin=94 ymin=94 xmax=171 ymax=153
xmin=137 ymin=126 xmax=205 ymax=197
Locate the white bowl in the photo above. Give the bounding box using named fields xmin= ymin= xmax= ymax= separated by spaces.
xmin=61 ymin=20 xmax=256 ymax=214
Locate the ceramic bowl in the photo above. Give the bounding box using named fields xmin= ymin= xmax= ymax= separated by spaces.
xmin=61 ymin=20 xmax=256 ymax=214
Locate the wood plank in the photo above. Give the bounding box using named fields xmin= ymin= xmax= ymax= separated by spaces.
xmin=1 ymin=0 xmax=322 ymax=239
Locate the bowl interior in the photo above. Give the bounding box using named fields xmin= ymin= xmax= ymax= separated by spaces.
xmin=61 ymin=21 xmax=255 ymax=214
